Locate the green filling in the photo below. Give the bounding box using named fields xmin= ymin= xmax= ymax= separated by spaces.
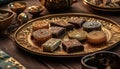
xmin=43 ymin=38 xmax=61 ymax=52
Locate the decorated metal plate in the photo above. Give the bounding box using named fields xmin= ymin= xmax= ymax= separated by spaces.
xmin=14 ymin=13 xmax=120 ymax=57
xmin=83 ymin=0 xmax=120 ymax=12
xmin=0 ymin=50 xmax=26 ymax=69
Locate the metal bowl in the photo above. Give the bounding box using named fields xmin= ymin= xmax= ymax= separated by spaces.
xmin=28 ymin=5 xmax=44 ymax=16
xmin=0 ymin=10 xmax=15 ymax=32
xmin=81 ymin=51 xmax=120 ymax=69
xmin=8 ymin=1 xmax=27 ymax=14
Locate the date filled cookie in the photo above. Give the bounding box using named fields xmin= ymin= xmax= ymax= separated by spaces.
xmin=87 ymin=31 xmax=107 ymax=44
xmin=32 ymin=29 xmax=52 ymax=44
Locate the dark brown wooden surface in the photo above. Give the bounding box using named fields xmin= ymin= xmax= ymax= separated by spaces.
xmin=0 ymin=0 xmax=120 ymax=69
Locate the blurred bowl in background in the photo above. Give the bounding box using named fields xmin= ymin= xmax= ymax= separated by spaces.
xmin=17 ymin=12 xmax=29 ymax=25
xmin=0 ymin=10 xmax=15 ymax=32
xmin=39 ymin=0 xmax=77 ymax=12
xmin=8 ymin=1 xmax=27 ymax=14
xmin=81 ymin=51 xmax=120 ymax=69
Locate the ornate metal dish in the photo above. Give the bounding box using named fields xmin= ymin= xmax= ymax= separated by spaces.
xmin=14 ymin=13 xmax=120 ymax=57
xmin=0 ymin=50 xmax=26 ymax=69
xmin=83 ymin=0 xmax=120 ymax=12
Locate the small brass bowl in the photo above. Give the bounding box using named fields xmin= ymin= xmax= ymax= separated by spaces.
xmin=28 ymin=5 xmax=44 ymax=16
xmin=0 ymin=10 xmax=15 ymax=32
xmin=81 ymin=51 xmax=120 ymax=69
xmin=8 ymin=1 xmax=27 ymax=14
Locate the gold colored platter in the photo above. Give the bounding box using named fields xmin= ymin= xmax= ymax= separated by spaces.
xmin=14 ymin=13 xmax=120 ymax=57
xmin=83 ymin=0 xmax=120 ymax=12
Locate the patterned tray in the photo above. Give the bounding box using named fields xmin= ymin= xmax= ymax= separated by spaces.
xmin=14 ymin=13 xmax=120 ymax=57
xmin=0 ymin=50 xmax=26 ymax=69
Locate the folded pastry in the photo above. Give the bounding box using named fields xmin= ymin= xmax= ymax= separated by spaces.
xmin=32 ymin=20 xmax=49 ymax=31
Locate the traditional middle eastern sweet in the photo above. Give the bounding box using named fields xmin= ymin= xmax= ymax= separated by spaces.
xmin=87 ymin=31 xmax=107 ymax=44
xmin=68 ymin=19 xmax=86 ymax=28
xmin=32 ymin=29 xmax=52 ymax=44
xmin=62 ymin=39 xmax=84 ymax=53
xmin=32 ymin=21 xmax=49 ymax=31
xmin=42 ymin=38 xmax=61 ymax=52
xmin=68 ymin=30 xmax=87 ymax=41
xmin=50 ymin=20 xmax=74 ymax=31
xmin=0 ymin=13 xmax=9 ymax=20
xmin=50 ymin=26 xmax=66 ymax=38
xmin=82 ymin=21 xmax=101 ymax=32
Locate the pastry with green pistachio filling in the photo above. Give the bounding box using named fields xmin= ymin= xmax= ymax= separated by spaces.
xmin=42 ymin=38 xmax=61 ymax=52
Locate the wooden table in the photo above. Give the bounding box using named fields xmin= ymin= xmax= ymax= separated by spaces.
xmin=0 ymin=0 xmax=120 ymax=69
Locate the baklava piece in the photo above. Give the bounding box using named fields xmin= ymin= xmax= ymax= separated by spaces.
xmin=62 ymin=39 xmax=84 ymax=53
xmin=42 ymin=38 xmax=61 ymax=52
xmin=50 ymin=26 xmax=66 ymax=38
xmin=68 ymin=30 xmax=87 ymax=41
